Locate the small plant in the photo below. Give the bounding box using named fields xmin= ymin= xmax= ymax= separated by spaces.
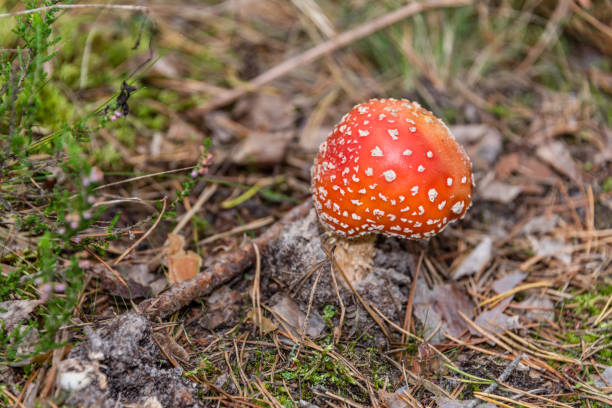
xmin=0 ymin=1 xmax=129 ymax=363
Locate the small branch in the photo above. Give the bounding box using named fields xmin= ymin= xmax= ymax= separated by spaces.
xmin=113 ymin=197 xmax=167 ymax=265
xmin=186 ymin=0 xmax=472 ymax=117
xmin=172 ymin=184 xmax=218 ymax=235
xmin=139 ymin=200 xmax=313 ymax=319
xmin=467 ymin=354 xmax=524 ymax=408
xmin=0 ymin=4 xmax=149 ymax=19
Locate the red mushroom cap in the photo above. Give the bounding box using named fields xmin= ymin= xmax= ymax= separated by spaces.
xmin=311 ymin=98 xmax=473 ymax=239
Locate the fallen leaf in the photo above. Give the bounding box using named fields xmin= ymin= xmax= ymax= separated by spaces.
xmin=413 ymin=280 xmax=473 ymax=344
xmin=595 ymin=366 xmax=612 ymax=389
xmin=518 ymin=295 xmax=554 ymax=322
xmin=270 ymin=294 xmax=325 ymax=339
xmin=232 ymin=129 xmax=294 ymax=166
xmin=451 ymin=124 xmax=502 ymax=168
xmin=379 ymin=390 xmax=409 ymax=408
xmin=164 ymin=233 xmax=202 ymax=285
xmin=167 ymin=251 xmax=201 ymax=284
xmin=453 ymin=237 xmax=493 ymax=279
xmin=479 ymin=179 xmax=522 ymax=204
xmin=492 ymin=272 xmax=527 ymax=294
xmin=528 ymin=236 xmax=572 ymax=265
xmin=473 ymin=298 xmax=521 ymax=335
xmin=0 ymin=300 xmax=40 ymax=332
xmin=200 ymin=285 xmax=243 ymax=329
xmin=522 ymin=215 xmax=560 ymax=235
xmin=246 ymin=309 xmax=278 ymax=335
xmin=248 ymin=93 xmax=296 ymax=132
xmin=435 ymin=397 xmax=495 ymax=408
xmin=536 ymin=141 xmax=580 ymax=183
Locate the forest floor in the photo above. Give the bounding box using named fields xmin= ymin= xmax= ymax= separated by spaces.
xmin=1 ymin=1 xmax=611 ymax=407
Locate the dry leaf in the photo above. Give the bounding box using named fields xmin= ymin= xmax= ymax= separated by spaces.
xmin=528 ymin=236 xmax=572 ymax=265
xmin=479 ymin=179 xmax=522 ymax=204
xmin=473 ymin=298 xmax=521 ymax=335
xmin=435 ymin=397 xmax=495 ymax=408
xmin=450 ymin=124 xmax=502 ymax=168
xmin=453 ymin=237 xmax=493 ymax=279
xmin=379 ymin=390 xmax=409 ymax=408
xmin=522 ymin=215 xmax=560 ymax=235
xmin=0 ymin=300 xmax=40 ymax=332
xmin=270 ymin=295 xmax=325 ymax=339
xmin=595 ymin=366 xmax=612 ymax=389
xmin=246 ymin=309 xmax=278 ymax=335
xmin=536 ymin=141 xmax=580 ymax=183
xmin=232 ymin=130 xmax=294 ymax=166
xmin=164 ymin=233 xmax=202 ymax=285
xmin=413 ymin=280 xmax=473 ymax=344
xmin=492 ymin=272 xmax=527 ymax=294
xmin=518 ymin=295 xmax=554 ymax=322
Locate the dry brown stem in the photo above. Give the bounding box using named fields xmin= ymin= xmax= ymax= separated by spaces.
xmin=138 ymin=200 xmax=312 ymax=319
xmin=186 ymin=0 xmax=472 ymax=117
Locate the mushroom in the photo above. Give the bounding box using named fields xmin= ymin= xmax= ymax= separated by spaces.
xmin=311 ymin=98 xmax=474 ymax=283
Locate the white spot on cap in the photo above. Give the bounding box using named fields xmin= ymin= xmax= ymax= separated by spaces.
xmin=409 ymin=127 xmax=417 ymax=132
xmin=418 ymin=206 xmax=425 ymax=215
xmin=438 ymin=200 xmax=446 ymax=210
xmin=399 ymin=195 xmax=405 ymax=202
xmin=417 ymin=165 xmax=425 ymax=173
xmin=365 ymin=168 xmax=373 ymax=176
xmin=451 ymin=201 xmax=465 ymax=214
xmin=373 ymin=209 xmax=384 ymax=217
xmin=461 ymin=176 xmax=467 ymax=184
xmin=447 ymin=177 xmax=453 ymax=186
xmin=369 ymin=184 xmax=377 ymax=190
xmin=352 ymin=174 xmax=360 ymax=182
xmin=383 ymin=170 xmax=397 ymax=182
xmin=403 ymin=149 xmax=412 ymax=156
xmin=379 ymin=114 xmax=386 ymax=120
xmin=428 ymin=188 xmax=438 ymax=202
xmin=411 ymin=186 xmax=419 ymax=195
xmin=405 ymin=118 xmax=415 ymax=124
xmin=371 ymin=146 xmax=383 ymax=156
xmin=351 ymin=213 xmax=361 ymax=220
xmin=358 ymin=188 xmax=366 ymax=194
xmin=378 ymin=193 xmax=388 ymax=201
xmin=400 ymin=206 xmax=410 ymax=213
xmin=358 ymin=129 xmax=369 ymax=137
xmin=426 ymin=151 xmax=433 ymax=158
xmin=387 ymin=129 xmax=399 ymax=140
xmin=358 ymin=106 xmax=369 ymax=114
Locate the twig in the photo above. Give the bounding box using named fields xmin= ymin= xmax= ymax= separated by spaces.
xmin=186 ymin=0 xmax=472 ymax=116
xmin=139 ymin=200 xmax=312 ymax=319
xmin=401 ymin=250 xmax=424 ymax=344
xmin=0 ymin=4 xmax=149 ymax=18
xmin=467 ymin=354 xmax=523 ymax=408
xmin=198 ymin=216 xmax=274 ymax=245
xmin=94 ymin=166 xmax=194 ymax=191
xmin=516 ymin=0 xmax=570 ymax=73
xmin=172 ymin=184 xmax=218 ymax=235
xmin=114 ymin=197 xmax=167 ymax=265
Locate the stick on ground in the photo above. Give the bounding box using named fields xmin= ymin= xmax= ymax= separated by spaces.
xmin=139 ymin=200 xmax=312 ymax=319
xmin=186 ymin=0 xmax=472 ymax=117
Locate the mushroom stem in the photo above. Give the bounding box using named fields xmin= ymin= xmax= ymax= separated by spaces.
xmin=333 ymin=234 xmax=377 ymax=286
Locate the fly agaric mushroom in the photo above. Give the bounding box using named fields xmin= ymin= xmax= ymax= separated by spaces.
xmin=311 ymin=98 xmax=473 ymax=283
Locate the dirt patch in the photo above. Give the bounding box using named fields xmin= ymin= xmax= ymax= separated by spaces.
xmin=58 ymin=313 xmax=202 ymax=408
